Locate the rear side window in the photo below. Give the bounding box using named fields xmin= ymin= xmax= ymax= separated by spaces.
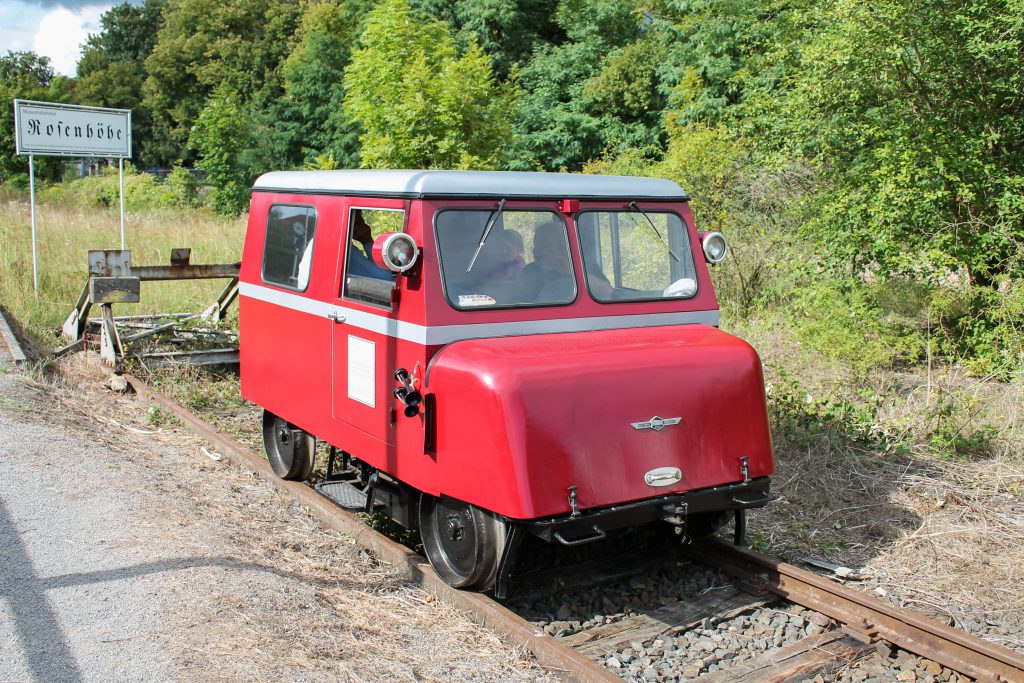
xmin=262 ymin=204 xmax=317 ymax=291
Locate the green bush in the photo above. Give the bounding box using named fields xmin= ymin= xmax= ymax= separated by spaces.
xmin=930 ymin=280 xmax=1024 ymax=378
xmin=42 ymin=164 xmax=201 ymax=211
xmin=787 ymin=276 xmax=924 ymax=376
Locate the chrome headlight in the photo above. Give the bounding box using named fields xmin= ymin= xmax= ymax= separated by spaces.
xmin=701 ymin=232 xmax=728 ymax=264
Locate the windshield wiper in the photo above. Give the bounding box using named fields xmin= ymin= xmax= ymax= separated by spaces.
xmin=466 ymin=198 xmax=506 ymax=273
xmin=629 ymin=201 xmax=679 ymax=262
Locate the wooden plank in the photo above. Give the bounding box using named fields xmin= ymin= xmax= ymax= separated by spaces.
xmin=564 ymin=586 xmax=775 ymax=659
xmin=691 ymin=631 xmax=871 ymax=682
xmin=0 ymin=307 xmax=27 ymax=364
xmin=90 ymin=276 xmax=141 ymax=304
xmin=513 ymin=554 xmax=679 ymax=602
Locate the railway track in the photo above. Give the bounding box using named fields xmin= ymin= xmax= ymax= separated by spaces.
xmin=126 ymin=372 xmax=1024 ymax=683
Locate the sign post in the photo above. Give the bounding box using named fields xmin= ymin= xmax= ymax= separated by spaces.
xmin=13 ymin=100 xmax=132 ymax=293
xmin=28 ymin=153 xmax=37 ymax=291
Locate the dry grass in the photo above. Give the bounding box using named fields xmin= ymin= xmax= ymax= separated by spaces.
xmin=739 ymin=326 xmax=1024 ymax=652
xmin=0 ymin=187 xmax=246 ymax=345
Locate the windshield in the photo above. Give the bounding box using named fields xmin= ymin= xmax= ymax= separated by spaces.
xmin=576 ymin=210 xmax=698 ymax=302
xmin=436 ymin=210 xmax=576 ymax=309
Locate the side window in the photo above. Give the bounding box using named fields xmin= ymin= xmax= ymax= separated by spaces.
xmin=342 ymin=208 xmax=400 ymax=309
xmin=262 ymin=204 xmax=317 ymax=291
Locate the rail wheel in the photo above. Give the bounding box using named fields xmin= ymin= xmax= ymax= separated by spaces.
xmin=262 ymin=410 xmax=314 ymax=481
xmin=419 ymin=495 xmax=506 ymax=589
xmin=685 ymin=510 xmax=732 ymax=538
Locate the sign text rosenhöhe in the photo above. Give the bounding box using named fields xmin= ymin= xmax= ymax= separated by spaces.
xmin=14 ymin=100 xmax=131 ymax=158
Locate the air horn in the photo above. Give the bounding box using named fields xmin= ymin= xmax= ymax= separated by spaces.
xmin=393 ymin=368 xmax=422 ymax=418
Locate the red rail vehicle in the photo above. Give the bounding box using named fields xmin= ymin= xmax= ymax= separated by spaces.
xmin=239 ymin=170 xmax=774 ymax=596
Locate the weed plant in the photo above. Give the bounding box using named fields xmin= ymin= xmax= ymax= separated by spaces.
xmin=0 ymin=183 xmax=246 ymax=346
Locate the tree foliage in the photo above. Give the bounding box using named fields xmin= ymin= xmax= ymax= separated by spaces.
xmin=143 ymin=0 xmax=302 ymax=166
xmin=189 ymin=86 xmax=253 ymax=214
xmin=3 ymin=0 xmax=1022 ymax=371
xmin=784 ymin=0 xmax=1024 ymax=288
xmin=0 ymin=51 xmax=65 ymax=184
xmin=343 ymin=0 xmax=511 ymax=169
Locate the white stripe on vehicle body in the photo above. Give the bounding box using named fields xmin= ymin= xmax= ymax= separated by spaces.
xmin=239 ymin=281 xmax=720 ymax=345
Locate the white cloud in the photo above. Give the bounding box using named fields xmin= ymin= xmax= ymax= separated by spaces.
xmin=31 ymin=4 xmax=108 ymax=76
xmin=0 ymin=2 xmax=46 ymax=54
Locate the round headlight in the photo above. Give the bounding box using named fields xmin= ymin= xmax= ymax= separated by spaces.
xmin=381 ymin=233 xmax=419 ymax=273
xmin=702 ymin=232 xmax=728 ymax=264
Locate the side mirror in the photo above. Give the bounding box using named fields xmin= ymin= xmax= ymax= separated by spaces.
xmin=372 ymin=233 xmax=419 ymax=273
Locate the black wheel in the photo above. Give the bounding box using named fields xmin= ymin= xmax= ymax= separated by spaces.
xmin=686 ymin=510 xmax=732 ymax=538
xmin=419 ymin=494 xmax=506 ymax=589
xmin=262 ymin=409 xmax=314 ymax=481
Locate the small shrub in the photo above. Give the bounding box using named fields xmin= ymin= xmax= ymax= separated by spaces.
xmin=788 ymin=277 xmax=923 ymax=376
xmin=43 ymin=164 xmax=204 ymax=211
xmin=165 ymin=166 xmax=201 ymax=208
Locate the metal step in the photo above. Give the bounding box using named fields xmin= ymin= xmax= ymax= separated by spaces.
xmin=316 ymin=480 xmax=368 ymax=511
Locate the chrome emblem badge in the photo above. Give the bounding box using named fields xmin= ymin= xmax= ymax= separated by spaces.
xmin=630 ymin=416 xmax=682 ymax=431
xmin=645 ymin=467 xmax=683 ymax=487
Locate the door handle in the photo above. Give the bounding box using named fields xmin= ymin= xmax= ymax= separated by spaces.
xmin=328 ymin=312 xmax=347 ymax=324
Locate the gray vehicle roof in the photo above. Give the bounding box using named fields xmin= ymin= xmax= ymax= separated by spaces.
xmin=252 ymin=169 xmax=689 ymax=200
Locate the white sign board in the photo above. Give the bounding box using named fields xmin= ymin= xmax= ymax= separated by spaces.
xmin=14 ymin=99 xmax=131 ymax=159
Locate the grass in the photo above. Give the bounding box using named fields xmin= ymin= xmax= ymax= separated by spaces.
xmin=0 ymin=185 xmax=246 ymax=347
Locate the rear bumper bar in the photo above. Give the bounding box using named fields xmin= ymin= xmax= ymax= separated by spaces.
xmin=526 ymin=477 xmax=772 ymax=545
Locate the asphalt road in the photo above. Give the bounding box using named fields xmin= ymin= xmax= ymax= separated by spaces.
xmin=0 ymin=363 xmax=173 ymax=682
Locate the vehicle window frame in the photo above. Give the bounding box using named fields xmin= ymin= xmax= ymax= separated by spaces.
xmin=261 ymin=203 xmax=318 ymax=293
xmin=341 ymin=205 xmax=405 ymax=311
xmin=575 ymin=208 xmax=699 ymax=305
xmin=433 ymin=207 xmax=578 ymax=312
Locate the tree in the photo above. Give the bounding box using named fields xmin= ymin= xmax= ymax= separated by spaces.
xmin=413 ymin=0 xmax=563 ymax=79
xmin=274 ymin=0 xmax=373 ymax=169
xmin=506 ymin=0 xmax=657 ymax=170
xmin=189 ymin=85 xmax=253 ymax=214
xmin=74 ymin=0 xmax=168 ymax=165
xmin=142 ymin=0 xmax=302 ymax=166
xmin=785 ymin=0 xmax=1024 ymax=287
xmin=78 ymin=0 xmax=168 ymax=72
xmin=0 ymin=52 xmax=64 ymax=184
xmin=343 ymin=0 xmax=512 ymax=169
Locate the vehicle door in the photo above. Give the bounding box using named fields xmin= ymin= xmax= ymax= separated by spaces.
xmin=330 ymin=202 xmax=406 ymax=445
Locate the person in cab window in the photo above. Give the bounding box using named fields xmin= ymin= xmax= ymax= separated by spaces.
xmin=348 ymin=211 xmax=392 ymax=280
xmin=485 ymin=230 xmax=526 ymax=282
xmin=517 ymin=221 xmax=574 ymax=302
xmin=295 ymin=217 xmax=314 ymax=289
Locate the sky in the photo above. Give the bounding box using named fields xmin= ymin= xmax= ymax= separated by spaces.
xmin=0 ymin=0 xmax=116 ymax=77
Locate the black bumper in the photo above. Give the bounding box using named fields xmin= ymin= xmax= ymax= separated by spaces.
xmin=526 ymin=477 xmax=772 ymax=546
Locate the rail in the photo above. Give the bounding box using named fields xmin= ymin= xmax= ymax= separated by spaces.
xmin=685 ymin=538 xmax=1024 ymax=682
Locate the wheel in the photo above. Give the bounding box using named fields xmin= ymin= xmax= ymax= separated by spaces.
xmin=685 ymin=510 xmax=732 ymax=538
xmin=419 ymin=494 xmax=506 ymax=589
xmin=262 ymin=409 xmax=314 ymax=481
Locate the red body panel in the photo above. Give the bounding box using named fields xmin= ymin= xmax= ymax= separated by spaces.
xmin=240 ymin=190 xmax=775 ymax=523
xmin=425 ymin=325 xmax=774 ymax=519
